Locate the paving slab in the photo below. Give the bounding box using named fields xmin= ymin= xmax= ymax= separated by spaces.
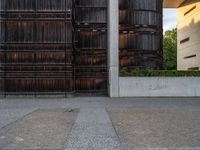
xmin=0 ymin=109 xmax=79 ymax=150
xmin=107 ymin=108 xmax=200 ymax=150
xmin=0 ymin=108 xmax=36 ymax=128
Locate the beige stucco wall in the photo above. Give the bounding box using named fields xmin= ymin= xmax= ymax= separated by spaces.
xmin=177 ymin=0 xmax=200 ymax=70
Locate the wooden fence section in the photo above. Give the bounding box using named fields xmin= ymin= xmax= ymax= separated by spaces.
xmin=0 ymin=0 xmax=108 ymax=96
xmin=119 ymin=0 xmax=163 ymax=71
xmin=74 ymin=0 xmax=108 ymax=94
xmin=0 ymin=0 xmax=74 ymax=96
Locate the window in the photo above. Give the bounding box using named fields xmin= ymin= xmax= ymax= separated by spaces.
xmin=184 ymin=54 xmax=196 ymax=59
xmin=184 ymin=6 xmax=196 ymax=16
xmin=180 ymin=37 xmax=190 ymax=44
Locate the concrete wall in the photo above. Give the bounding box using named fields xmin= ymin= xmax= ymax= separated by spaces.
xmin=119 ymin=77 xmax=200 ymax=97
xmin=177 ymin=0 xmax=200 ymax=70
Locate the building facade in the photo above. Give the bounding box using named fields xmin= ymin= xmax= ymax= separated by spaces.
xmin=177 ymin=0 xmax=200 ymax=70
xmin=0 ymin=0 xmax=199 ymax=97
xmin=0 ymin=0 xmax=108 ymax=96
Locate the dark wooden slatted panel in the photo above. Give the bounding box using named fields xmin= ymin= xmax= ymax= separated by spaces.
xmin=75 ymin=0 xmax=107 ymax=6
xmin=75 ymin=31 xmax=107 ymax=49
xmin=3 ymin=0 xmax=72 ymax=11
xmin=0 ymin=0 xmax=108 ymax=96
xmin=119 ymin=0 xmax=163 ymax=71
xmin=119 ymin=0 xmax=162 ymax=11
xmin=75 ymin=8 xmax=106 ymax=23
xmin=74 ymin=0 xmax=107 ymax=94
xmin=0 ymin=0 xmax=74 ymax=96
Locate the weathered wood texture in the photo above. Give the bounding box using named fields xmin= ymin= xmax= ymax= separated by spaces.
xmin=0 ymin=0 xmax=74 ymax=95
xmin=74 ymin=0 xmax=107 ymax=94
xmin=119 ymin=0 xmax=163 ymax=71
xmin=0 ymin=0 xmax=108 ymax=95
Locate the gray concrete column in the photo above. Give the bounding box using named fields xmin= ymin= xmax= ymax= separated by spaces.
xmin=108 ymin=0 xmax=119 ymax=97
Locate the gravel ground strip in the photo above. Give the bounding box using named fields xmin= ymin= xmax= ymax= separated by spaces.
xmin=63 ymin=106 xmax=121 ymax=150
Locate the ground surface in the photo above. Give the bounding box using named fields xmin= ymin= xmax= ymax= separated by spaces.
xmin=108 ymin=108 xmax=200 ymax=149
xmin=0 ymin=108 xmax=78 ymax=150
xmin=0 ymin=97 xmax=200 ymax=150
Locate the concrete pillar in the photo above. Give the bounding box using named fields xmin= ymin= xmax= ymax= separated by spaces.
xmin=108 ymin=0 xmax=119 ymax=97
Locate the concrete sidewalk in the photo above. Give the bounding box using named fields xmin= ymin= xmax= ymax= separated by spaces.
xmin=0 ymin=109 xmax=79 ymax=150
xmin=0 ymin=97 xmax=200 ymax=150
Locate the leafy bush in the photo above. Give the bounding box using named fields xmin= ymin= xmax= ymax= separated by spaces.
xmin=120 ymin=69 xmax=200 ymax=77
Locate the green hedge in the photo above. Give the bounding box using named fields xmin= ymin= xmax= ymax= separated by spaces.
xmin=120 ymin=69 xmax=200 ymax=77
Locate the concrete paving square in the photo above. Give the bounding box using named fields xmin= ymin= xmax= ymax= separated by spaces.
xmin=0 ymin=108 xmax=36 ymax=128
xmin=0 ymin=109 xmax=79 ymax=150
xmin=107 ymin=107 xmax=200 ymax=150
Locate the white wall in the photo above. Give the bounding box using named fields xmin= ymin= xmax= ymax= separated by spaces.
xmin=119 ymin=77 xmax=200 ymax=97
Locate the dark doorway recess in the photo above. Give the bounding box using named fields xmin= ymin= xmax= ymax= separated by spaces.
xmin=0 ymin=0 xmax=108 ymax=96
